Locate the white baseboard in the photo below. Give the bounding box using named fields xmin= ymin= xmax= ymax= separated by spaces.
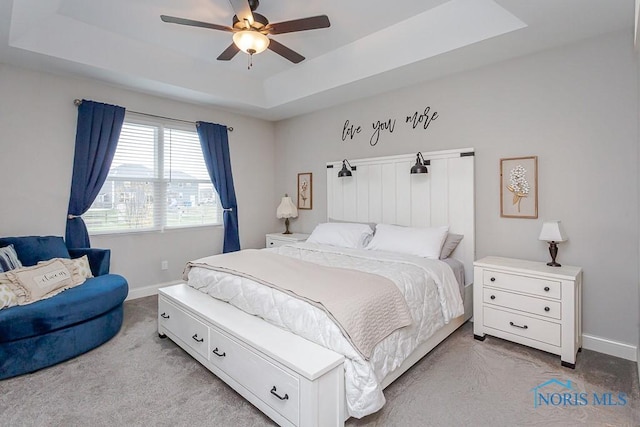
xmin=126 ymin=280 xmax=183 ymax=301
xmin=582 ymin=333 xmax=638 ymax=362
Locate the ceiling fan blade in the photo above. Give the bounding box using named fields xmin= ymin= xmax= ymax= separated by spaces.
xmin=268 ymin=15 xmax=330 ymax=35
xmin=228 ymin=0 xmax=254 ymax=26
xmin=160 ymin=15 xmax=233 ymax=32
xmin=268 ymin=39 xmax=305 ymax=64
xmin=217 ymin=43 xmax=241 ymax=61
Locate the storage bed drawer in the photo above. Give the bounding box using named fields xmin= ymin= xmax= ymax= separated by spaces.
xmin=208 ymin=326 xmax=300 ymax=425
xmin=158 ymin=297 xmax=210 ymax=360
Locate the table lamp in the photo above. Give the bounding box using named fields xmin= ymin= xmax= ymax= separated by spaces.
xmin=276 ymin=194 xmax=298 ymax=234
xmin=538 ymin=220 xmax=568 ymax=267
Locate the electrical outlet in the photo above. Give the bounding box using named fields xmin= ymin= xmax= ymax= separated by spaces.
xmin=161 ymin=260 xmax=169 ymax=270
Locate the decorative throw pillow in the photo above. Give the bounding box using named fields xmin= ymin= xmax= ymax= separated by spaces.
xmin=0 ymin=244 xmax=23 ymax=272
xmin=0 ymin=274 xmax=18 ymax=309
xmin=37 ymin=257 xmax=89 ymax=281
xmin=5 ymin=259 xmax=85 ymax=305
xmin=71 ymin=255 xmax=94 ymax=279
xmin=439 ymin=233 xmax=464 ymax=259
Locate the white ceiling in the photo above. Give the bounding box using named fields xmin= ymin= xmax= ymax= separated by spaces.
xmin=0 ymin=0 xmax=633 ymax=121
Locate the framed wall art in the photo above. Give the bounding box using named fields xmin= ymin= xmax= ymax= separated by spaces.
xmin=297 ymin=172 xmax=312 ymax=210
xmin=500 ymin=156 xmax=538 ymax=218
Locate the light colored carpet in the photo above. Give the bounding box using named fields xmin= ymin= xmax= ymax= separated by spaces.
xmin=1 ymin=295 xmax=638 ymax=426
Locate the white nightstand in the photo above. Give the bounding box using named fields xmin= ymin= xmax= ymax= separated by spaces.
xmin=265 ymin=232 xmax=310 ymax=248
xmin=473 ymin=256 xmax=582 ymax=368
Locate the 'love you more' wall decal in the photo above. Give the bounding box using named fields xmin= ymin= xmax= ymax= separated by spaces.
xmin=341 ymin=106 xmax=439 ymax=146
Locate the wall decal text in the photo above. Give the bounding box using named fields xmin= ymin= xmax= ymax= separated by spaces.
xmin=341 ymin=106 xmax=439 ymax=146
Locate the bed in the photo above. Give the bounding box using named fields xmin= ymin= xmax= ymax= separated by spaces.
xmin=158 ymin=148 xmax=475 ymax=426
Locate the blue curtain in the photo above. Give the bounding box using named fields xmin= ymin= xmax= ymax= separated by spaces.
xmin=196 ymin=122 xmax=240 ymax=253
xmin=66 ymin=100 xmax=125 ymax=248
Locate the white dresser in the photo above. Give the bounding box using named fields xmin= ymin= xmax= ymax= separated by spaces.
xmin=158 ymin=284 xmax=345 ymax=426
xmin=266 ymin=232 xmax=310 ymax=248
xmin=473 ymin=256 xmax=582 ymax=368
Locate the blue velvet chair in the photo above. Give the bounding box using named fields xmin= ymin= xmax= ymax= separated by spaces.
xmin=0 ymin=236 xmax=128 ymax=379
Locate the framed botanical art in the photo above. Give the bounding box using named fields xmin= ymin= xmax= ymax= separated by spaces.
xmin=500 ymin=156 xmax=538 ymax=218
xmin=297 ymin=172 xmax=312 ymax=210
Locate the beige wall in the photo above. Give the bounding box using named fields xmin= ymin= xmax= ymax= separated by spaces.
xmin=0 ymin=63 xmax=279 ymax=292
xmin=275 ymin=31 xmax=640 ymax=350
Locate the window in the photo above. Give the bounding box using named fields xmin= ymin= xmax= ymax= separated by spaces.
xmin=85 ymin=115 xmax=222 ymax=234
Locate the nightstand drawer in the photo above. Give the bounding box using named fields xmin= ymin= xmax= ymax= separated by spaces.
xmin=266 ymin=237 xmax=286 ymax=248
xmin=483 ymin=306 xmax=561 ymax=347
xmin=483 ymin=288 xmax=561 ymax=320
xmin=483 ymin=270 xmax=561 ymax=299
xmin=265 ymin=233 xmax=309 ymax=249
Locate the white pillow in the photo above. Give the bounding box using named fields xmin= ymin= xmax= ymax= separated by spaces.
xmin=306 ymin=222 xmax=374 ymax=249
xmin=366 ymin=224 xmax=449 ymax=259
xmin=328 ymin=218 xmax=376 ymax=233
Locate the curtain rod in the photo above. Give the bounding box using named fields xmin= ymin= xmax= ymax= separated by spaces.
xmin=73 ymin=99 xmax=233 ymax=132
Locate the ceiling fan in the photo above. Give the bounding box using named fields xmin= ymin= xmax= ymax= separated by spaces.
xmin=160 ymin=0 xmax=330 ymax=67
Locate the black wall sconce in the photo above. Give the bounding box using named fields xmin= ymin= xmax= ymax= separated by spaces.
xmin=410 ymin=152 xmax=429 ymax=174
xmin=338 ymin=159 xmax=356 ymax=177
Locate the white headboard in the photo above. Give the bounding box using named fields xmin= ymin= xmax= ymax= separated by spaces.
xmin=326 ymin=148 xmax=475 ymax=285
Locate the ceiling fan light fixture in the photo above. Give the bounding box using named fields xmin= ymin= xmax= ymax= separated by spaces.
xmin=232 ymin=30 xmax=270 ymax=55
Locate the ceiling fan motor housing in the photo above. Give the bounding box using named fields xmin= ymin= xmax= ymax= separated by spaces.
xmin=233 ymin=13 xmax=269 ymax=31
xmin=248 ymin=0 xmax=259 ymax=12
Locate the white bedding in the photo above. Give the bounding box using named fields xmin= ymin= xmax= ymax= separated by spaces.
xmin=186 ymin=242 xmax=464 ymax=418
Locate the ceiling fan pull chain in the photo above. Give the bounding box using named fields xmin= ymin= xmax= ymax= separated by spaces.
xmin=247 ymin=48 xmax=257 ymax=70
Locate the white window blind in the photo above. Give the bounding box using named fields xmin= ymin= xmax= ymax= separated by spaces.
xmin=85 ymin=116 xmax=222 ymax=234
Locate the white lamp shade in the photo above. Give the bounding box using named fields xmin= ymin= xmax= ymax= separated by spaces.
xmin=276 ymin=196 xmax=298 ymax=219
xmin=233 ymin=30 xmax=270 ymax=54
xmin=538 ymin=220 xmax=568 ymax=242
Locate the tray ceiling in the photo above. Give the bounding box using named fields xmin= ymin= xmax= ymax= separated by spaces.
xmin=0 ymin=0 xmax=632 ymax=120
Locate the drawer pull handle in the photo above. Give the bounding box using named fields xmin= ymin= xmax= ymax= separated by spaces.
xmin=544 ymin=306 xmax=550 ymax=312
xmin=490 ymin=295 xmax=496 ymax=300
xmin=490 ymin=277 xmax=496 ymax=282
xmin=270 ymin=386 xmax=289 ymax=401
xmin=212 ymin=347 xmax=226 ymax=357
xmin=192 ymin=334 xmax=204 ymax=343
xmin=544 ymin=286 xmax=550 ymax=292
xmin=160 ymin=312 xmax=170 ymax=319
xmin=509 ymin=321 xmax=528 ymax=330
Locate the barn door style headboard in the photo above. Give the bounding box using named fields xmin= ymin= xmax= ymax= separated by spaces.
xmin=326 ymin=148 xmax=475 ymax=285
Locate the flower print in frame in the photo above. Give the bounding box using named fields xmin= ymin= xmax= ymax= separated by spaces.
xmin=297 ymin=172 xmax=312 ymax=210
xmin=500 ymin=156 xmax=538 ymax=218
